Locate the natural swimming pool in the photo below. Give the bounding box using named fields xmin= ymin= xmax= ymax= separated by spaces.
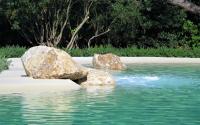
xmin=0 ymin=64 xmax=200 ymax=125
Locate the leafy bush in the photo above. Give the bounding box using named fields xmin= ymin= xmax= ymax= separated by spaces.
xmin=0 ymin=57 xmax=8 ymax=72
xmin=183 ymin=20 xmax=200 ymax=47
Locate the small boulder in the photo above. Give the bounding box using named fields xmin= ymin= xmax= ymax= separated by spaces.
xmin=93 ymin=53 xmax=126 ymax=70
xmin=21 ymin=46 xmax=87 ymax=80
xmin=80 ymin=69 xmax=115 ymax=87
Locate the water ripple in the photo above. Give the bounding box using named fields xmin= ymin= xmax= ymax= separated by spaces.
xmin=0 ymin=64 xmax=200 ymax=125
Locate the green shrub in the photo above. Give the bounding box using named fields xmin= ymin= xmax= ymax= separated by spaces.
xmin=183 ymin=20 xmax=200 ymax=48
xmin=0 ymin=57 xmax=8 ymax=72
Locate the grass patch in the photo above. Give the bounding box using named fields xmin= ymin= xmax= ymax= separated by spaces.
xmin=65 ymin=46 xmax=200 ymax=58
xmin=0 ymin=45 xmax=200 ymax=58
xmin=0 ymin=46 xmax=27 ymax=58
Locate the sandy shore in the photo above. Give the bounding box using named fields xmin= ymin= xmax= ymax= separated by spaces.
xmin=0 ymin=57 xmax=199 ymax=94
xmin=0 ymin=78 xmax=80 ymax=94
xmin=73 ymin=57 xmax=200 ymax=64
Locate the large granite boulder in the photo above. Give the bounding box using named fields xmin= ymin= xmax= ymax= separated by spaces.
xmin=21 ymin=46 xmax=87 ymax=80
xmin=93 ymin=53 xmax=126 ymax=70
xmin=80 ymin=69 xmax=115 ymax=87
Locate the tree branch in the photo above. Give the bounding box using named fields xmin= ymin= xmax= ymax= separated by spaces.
xmin=67 ymin=1 xmax=93 ymax=50
xmin=55 ymin=0 xmax=72 ymax=46
xmin=67 ymin=16 xmax=90 ymax=49
xmin=168 ymin=0 xmax=200 ymax=15
xmin=88 ymin=28 xmax=111 ymax=47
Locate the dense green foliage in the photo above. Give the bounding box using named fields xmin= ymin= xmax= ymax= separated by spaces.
xmin=0 ymin=46 xmax=199 ymax=58
xmin=0 ymin=57 xmax=8 ymax=72
xmin=0 ymin=0 xmax=199 ymax=48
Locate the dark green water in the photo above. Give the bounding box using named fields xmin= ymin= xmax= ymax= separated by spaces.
xmin=0 ymin=64 xmax=200 ymax=125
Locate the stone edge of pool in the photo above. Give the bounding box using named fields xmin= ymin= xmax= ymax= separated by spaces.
xmin=0 ymin=57 xmax=199 ymax=94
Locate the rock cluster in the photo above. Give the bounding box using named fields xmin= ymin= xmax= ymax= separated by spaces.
xmin=21 ymin=46 xmax=116 ymax=88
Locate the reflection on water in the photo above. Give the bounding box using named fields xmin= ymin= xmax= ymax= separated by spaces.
xmin=21 ymin=93 xmax=75 ymax=124
xmin=84 ymin=86 xmax=115 ymax=93
xmin=0 ymin=95 xmax=25 ymax=124
xmin=0 ymin=64 xmax=200 ymax=125
xmin=0 ymin=89 xmax=114 ymax=125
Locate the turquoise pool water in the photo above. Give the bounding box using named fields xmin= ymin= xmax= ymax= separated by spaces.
xmin=0 ymin=64 xmax=200 ymax=125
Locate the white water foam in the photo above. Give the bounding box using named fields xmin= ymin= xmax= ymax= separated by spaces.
xmin=116 ymin=75 xmax=160 ymax=86
xmin=143 ymin=76 xmax=160 ymax=81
